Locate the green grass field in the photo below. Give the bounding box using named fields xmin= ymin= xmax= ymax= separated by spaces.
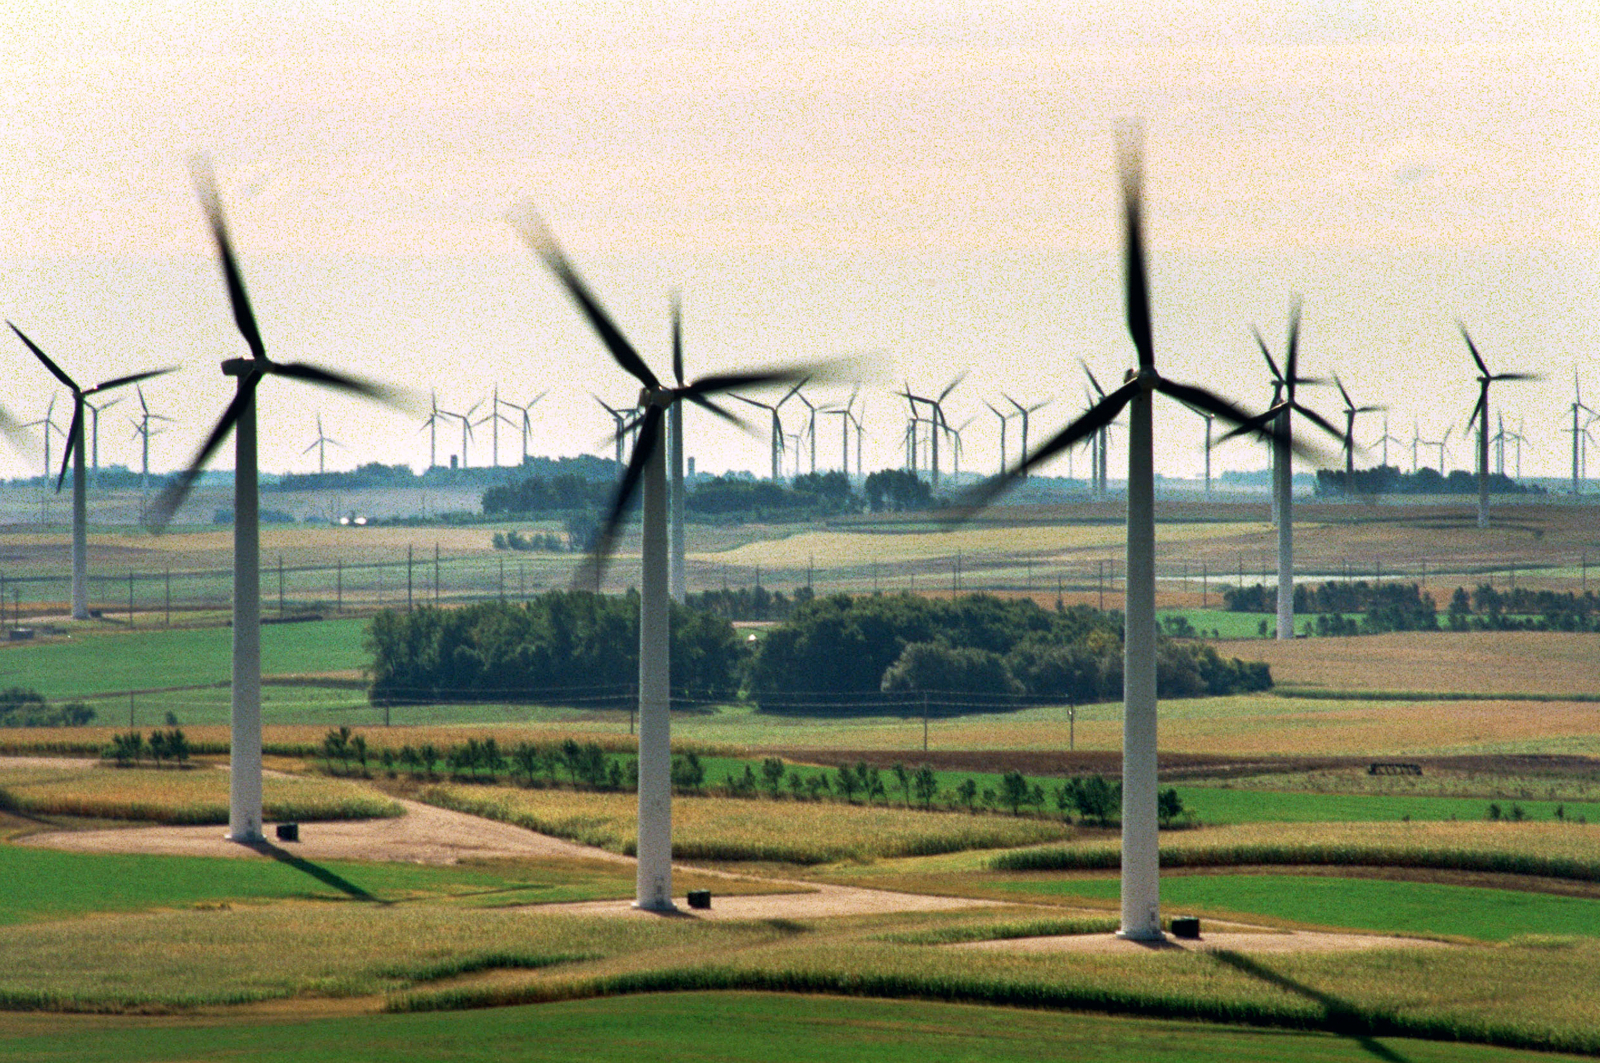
xmin=0 ymin=846 xmax=633 ymax=926
xmin=1000 ymin=873 xmax=1600 ymax=942
xmin=0 ymin=619 xmax=371 ymax=700
xmin=0 ymin=991 xmax=1572 ymax=1063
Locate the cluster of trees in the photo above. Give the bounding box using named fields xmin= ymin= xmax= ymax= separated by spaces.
xmin=1447 ymin=585 xmax=1600 ymax=632
xmin=490 ymin=530 xmax=570 ymax=553
xmin=750 ymin=593 xmax=1270 ymax=714
xmin=482 ymin=474 xmax=614 ymax=517
xmin=688 ymin=471 xmax=858 ymax=520
xmin=684 ymin=586 xmax=812 ymax=622
xmin=0 ymin=687 xmax=94 ymax=728
xmin=365 ymin=593 xmax=744 ymax=706
xmin=103 ymin=728 xmax=189 ymax=767
xmin=1224 ymin=579 xmax=1600 ymax=635
xmin=1314 ymin=465 xmax=1541 ymax=496
xmin=1225 ymin=581 xmax=1440 ymax=634
xmin=862 ymin=469 xmax=933 ymax=512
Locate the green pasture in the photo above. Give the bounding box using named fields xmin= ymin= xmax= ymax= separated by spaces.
xmin=996 ymin=873 xmax=1600 ymax=942
xmin=1174 ymin=786 xmax=1600 ymax=826
xmin=0 ymin=845 xmax=633 ymax=926
xmin=0 ymin=992 xmax=1568 ymax=1063
xmin=0 ymin=619 xmax=371 ymax=701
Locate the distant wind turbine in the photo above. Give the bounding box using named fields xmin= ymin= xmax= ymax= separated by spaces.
xmin=11 ymin=323 xmax=174 ymax=620
xmin=1460 ymin=324 xmax=1535 ymax=528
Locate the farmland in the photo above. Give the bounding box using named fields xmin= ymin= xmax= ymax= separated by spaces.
xmin=0 ymin=498 xmax=1598 ymax=1059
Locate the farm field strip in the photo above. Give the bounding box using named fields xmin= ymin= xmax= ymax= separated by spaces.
xmin=996 ymin=873 xmax=1600 ymax=942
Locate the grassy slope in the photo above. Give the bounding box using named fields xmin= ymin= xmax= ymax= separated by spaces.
xmin=993 ymin=873 xmax=1600 ymax=941
xmin=0 ymin=992 xmax=1568 ymax=1063
xmin=0 ymin=846 xmax=631 ymax=926
xmin=0 ymin=619 xmax=371 ymax=700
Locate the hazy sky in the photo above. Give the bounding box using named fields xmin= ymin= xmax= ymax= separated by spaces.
xmin=1 ymin=1 xmax=1594 ymax=483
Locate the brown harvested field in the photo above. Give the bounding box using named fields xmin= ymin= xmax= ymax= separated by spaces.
xmin=1221 ymin=630 xmax=1600 ymax=697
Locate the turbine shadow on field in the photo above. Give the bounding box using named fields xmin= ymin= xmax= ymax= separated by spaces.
xmin=1209 ymin=950 xmax=1410 ymax=1062
xmin=244 ymin=838 xmax=382 ymax=902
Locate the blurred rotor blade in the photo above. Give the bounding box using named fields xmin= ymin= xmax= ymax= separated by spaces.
xmin=147 ymin=374 xmax=260 ymax=532
xmin=688 ymin=367 xmax=813 ymax=398
xmin=0 ymin=406 xmax=27 ymax=451
xmin=938 ymin=370 xmax=967 ymax=403
xmin=1459 ymin=322 xmax=1490 ymax=377
xmin=507 ymin=204 xmax=660 ymax=391
xmin=1284 ymin=298 xmax=1303 ymax=386
xmin=10 ymin=323 xmax=78 ymax=391
xmin=1492 ymin=372 xmax=1539 ymax=383
xmin=1252 ymin=326 xmax=1284 ymax=384
xmin=670 ymin=291 xmax=684 ymax=387
xmin=191 ymin=157 xmax=267 ymax=361
xmin=573 ymin=404 xmax=661 ymax=590
xmin=1290 ymin=401 xmax=1349 ymax=445
xmin=1117 ymin=129 xmax=1153 ymax=371
xmin=1080 ymin=360 xmax=1107 ymax=398
xmin=1334 ymin=374 xmax=1354 ymax=410
xmin=268 ymin=360 xmax=399 ymax=404
xmin=1467 ymin=393 xmax=1486 ymax=433
xmin=86 ymin=366 xmax=177 ymax=396
xmin=1215 ymin=404 xmax=1282 ymax=446
xmin=948 ymin=383 xmax=1137 ymax=518
xmin=56 ymin=404 xmax=82 ymax=492
xmin=683 ymin=392 xmax=751 ymax=432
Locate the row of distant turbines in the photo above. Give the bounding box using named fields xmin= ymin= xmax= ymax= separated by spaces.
xmin=9 ymin=334 xmax=1597 ymax=498
xmin=0 ymin=141 xmax=1588 ymax=943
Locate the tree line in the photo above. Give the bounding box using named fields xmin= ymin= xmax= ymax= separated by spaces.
xmin=364 ymin=589 xmax=1271 ymax=714
xmin=1224 ymin=579 xmax=1600 ymax=634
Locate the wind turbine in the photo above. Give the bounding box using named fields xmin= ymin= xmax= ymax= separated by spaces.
xmin=130 ymin=386 xmax=172 ymax=495
xmin=1079 ymin=368 xmax=1118 ymax=497
xmin=1569 ymin=374 xmax=1593 ymax=496
xmin=984 ymin=400 xmax=1012 ymax=476
xmin=1003 ymin=394 xmax=1049 ymax=485
xmin=734 ymin=383 xmax=801 ymax=482
xmin=1461 ymin=324 xmax=1535 ymax=528
xmin=84 ymin=395 xmax=121 ymax=484
xmin=595 ymin=395 xmax=637 ymax=468
xmin=420 ymin=392 xmax=443 ymax=468
xmin=827 ymin=386 xmax=859 ymax=478
xmin=1369 ymin=416 xmax=1402 ymax=470
xmin=1333 ymin=375 xmax=1382 ymax=492
xmin=150 ymin=158 xmax=401 ymax=843
xmin=957 ymin=134 xmax=1310 ymax=941
xmin=1225 ymin=301 xmax=1344 ymax=640
xmin=438 ymin=400 xmax=480 ymax=469
xmin=502 ymin=391 xmax=546 ymax=464
xmin=11 ymin=323 xmax=173 ymax=620
xmin=511 ymin=206 xmax=820 ymax=912
xmin=301 ymin=414 xmax=342 ymax=474
xmin=24 ymin=394 xmax=64 ymax=486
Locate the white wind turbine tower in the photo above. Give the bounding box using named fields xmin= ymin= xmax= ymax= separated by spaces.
xmin=1460 ymin=324 xmax=1535 ymax=529
xmin=1004 ymin=394 xmax=1047 ymax=482
xmin=1569 ymin=374 xmax=1593 ymax=496
xmin=84 ymin=396 xmax=121 ymax=484
xmin=502 ymin=391 xmax=546 ymax=465
xmin=419 ymin=392 xmax=443 ymax=468
xmin=957 ymin=133 xmax=1315 ymax=940
xmin=511 ymin=206 xmax=822 ymax=911
xmin=151 ymin=158 xmax=403 ymax=843
xmin=24 ymin=394 xmax=64 ymax=487
xmin=1370 ymin=417 xmax=1402 ymax=470
xmin=1333 ymin=375 xmax=1383 ymax=494
xmin=130 ymin=386 xmax=172 ymax=496
xmin=438 ymin=400 xmax=480 ymax=469
xmin=825 ymin=385 xmax=859 ymax=479
xmin=302 ymin=414 xmax=342 ymax=474
xmin=11 ymin=324 xmax=173 ymax=620
xmin=1224 ymin=302 xmax=1344 ymax=641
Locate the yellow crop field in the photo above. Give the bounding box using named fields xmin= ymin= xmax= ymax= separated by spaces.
xmin=423 ymin=784 xmax=1073 ymax=863
xmin=0 ymin=766 xmax=401 ymax=824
